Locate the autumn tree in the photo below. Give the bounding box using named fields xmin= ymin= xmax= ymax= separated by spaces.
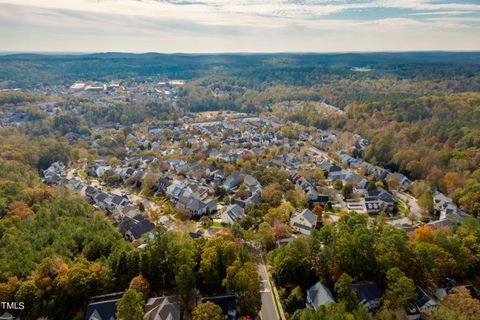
xmin=8 ymin=200 xmax=32 ymax=220
xmin=427 ymin=287 xmax=480 ymax=320
xmin=176 ymin=207 xmax=193 ymax=221
xmin=261 ymin=183 xmax=283 ymax=207
xmin=223 ymin=260 xmax=261 ymax=317
xmin=312 ymin=205 xmax=324 ymax=225
xmin=129 ymin=274 xmax=150 ymax=298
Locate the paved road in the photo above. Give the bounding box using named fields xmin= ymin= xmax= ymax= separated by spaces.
xmin=258 ymin=263 xmax=281 ymax=320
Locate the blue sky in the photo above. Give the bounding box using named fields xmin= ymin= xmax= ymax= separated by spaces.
xmin=0 ymin=0 xmax=479 ymax=52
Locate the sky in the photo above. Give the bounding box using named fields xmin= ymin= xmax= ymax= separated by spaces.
xmin=0 ymin=0 xmax=479 ymax=53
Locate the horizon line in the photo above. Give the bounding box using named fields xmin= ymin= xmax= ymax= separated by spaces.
xmin=1 ymin=50 xmax=480 ymax=56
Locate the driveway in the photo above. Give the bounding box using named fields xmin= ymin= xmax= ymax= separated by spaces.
xmin=393 ymin=191 xmax=423 ymax=221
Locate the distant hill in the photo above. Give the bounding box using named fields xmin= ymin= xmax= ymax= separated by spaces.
xmin=0 ymin=51 xmax=479 ymax=88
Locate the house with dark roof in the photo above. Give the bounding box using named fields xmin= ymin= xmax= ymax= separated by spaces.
xmin=85 ymin=299 xmax=119 ymax=320
xmin=107 ymin=195 xmax=129 ymax=212
xmin=406 ymin=286 xmax=438 ymax=319
xmin=306 ymin=190 xmax=329 ymax=208
xmin=276 ymin=237 xmax=295 ymax=247
xmin=367 ymin=188 xmax=395 ymax=211
xmin=373 ymin=166 xmax=390 ymax=180
xmin=118 ymin=216 xmax=155 ymax=241
xmin=364 ymin=197 xmax=381 ymax=214
xmin=175 ymin=195 xmax=217 ymax=217
xmin=306 ymin=282 xmax=335 ymax=309
xmin=351 ymin=282 xmax=382 ymax=312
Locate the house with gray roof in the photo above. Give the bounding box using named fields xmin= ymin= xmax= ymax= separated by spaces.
xmin=221 ymin=204 xmax=245 ymax=224
xmin=306 ymin=282 xmax=335 ymax=309
xmin=290 ymin=209 xmax=317 ymax=236
xmin=143 ymin=296 xmax=181 ymax=320
xmin=223 ymin=171 xmax=245 ymax=191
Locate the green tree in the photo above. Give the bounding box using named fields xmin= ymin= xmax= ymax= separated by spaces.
xmin=384 ymin=267 xmax=416 ymax=309
xmin=199 ymin=236 xmax=237 ymax=293
xmin=269 ymin=238 xmax=312 ymax=289
xmin=341 ymin=184 xmax=353 ymax=200
xmin=334 ymin=273 xmax=357 ymax=312
xmin=418 ymin=189 xmax=434 ymax=214
xmin=176 ymin=264 xmax=197 ymax=314
xmin=285 ymin=286 xmax=305 ymax=314
xmin=14 ymin=280 xmax=39 ymax=319
xmin=116 ymin=289 xmax=144 ymax=320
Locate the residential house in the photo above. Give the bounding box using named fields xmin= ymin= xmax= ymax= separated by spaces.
xmin=107 ymin=195 xmax=129 ymax=213
xmin=155 ymin=176 xmax=172 ymax=194
xmin=118 ymin=216 xmax=155 ymax=242
xmin=306 ymin=282 xmax=335 ymax=309
xmin=406 ymin=286 xmax=437 ymax=320
xmin=94 ymin=192 xmax=110 ymax=211
xmin=337 ymin=150 xmax=362 ymax=168
xmin=143 ymin=296 xmax=181 ymax=320
xmin=85 ymin=299 xmax=119 ymax=320
xmin=367 ymin=188 xmax=395 ymax=211
xmin=290 ymin=209 xmax=317 ymax=236
xmin=306 ymin=190 xmax=329 ymax=208
xmin=243 ymin=174 xmax=261 ymax=191
xmin=328 ymin=170 xmax=351 ymax=182
xmin=373 ymin=166 xmax=390 ymax=180
xmin=433 ymin=192 xmax=469 ymax=220
xmin=276 ymin=237 xmax=295 ymax=247
xmin=342 ymin=173 xmax=365 ymax=188
xmin=95 ymin=165 xmax=112 ymax=178
xmin=223 ymin=172 xmax=245 ymax=191
xmin=166 ymin=180 xmax=193 ymax=203
xmin=388 ymin=172 xmax=412 ymax=190
xmin=353 ymin=179 xmax=369 ymax=196
xmin=221 ymin=204 xmax=245 ymax=224
xmin=176 ymin=196 xmax=216 ymax=217
xmin=363 ymin=197 xmax=381 ymax=214
xmin=351 ymin=282 xmax=382 ymax=312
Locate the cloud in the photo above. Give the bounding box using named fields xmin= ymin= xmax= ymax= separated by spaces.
xmin=0 ymin=0 xmax=478 ymax=52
